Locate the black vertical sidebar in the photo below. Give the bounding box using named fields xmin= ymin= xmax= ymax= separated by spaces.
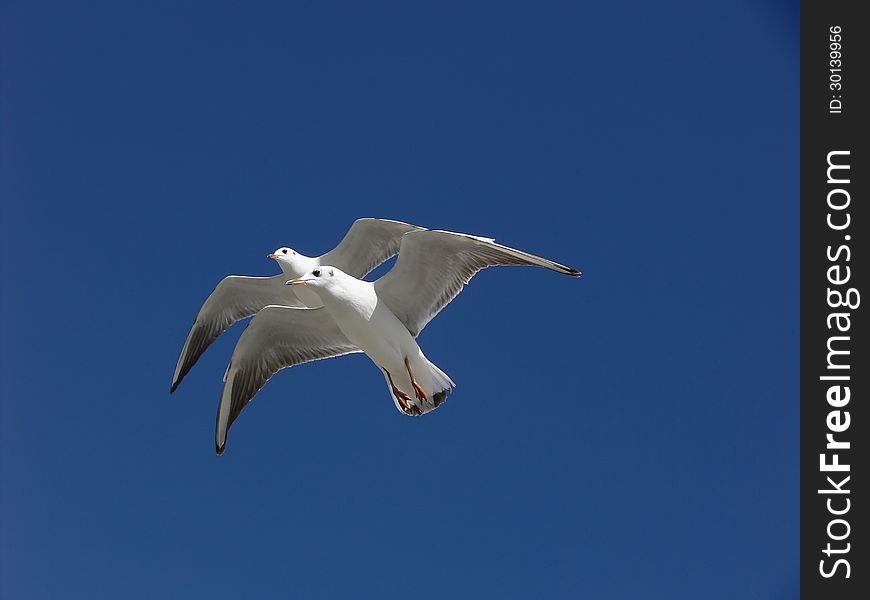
xmin=801 ymin=2 xmax=868 ymax=598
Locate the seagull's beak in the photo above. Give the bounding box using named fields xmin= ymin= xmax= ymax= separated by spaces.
xmin=267 ymin=253 xmax=278 ymax=260
xmin=286 ymin=278 xmax=310 ymax=286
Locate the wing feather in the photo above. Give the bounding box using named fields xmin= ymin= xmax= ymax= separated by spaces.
xmin=216 ymin=305 xmax=360 ymax=454
xmin=320 ymin=218 xmax=424 ymax=278
xmin=374 ymin=230 xmax=580 ymax=337
xmin=171 ymin=275 xmax=303 ymax=392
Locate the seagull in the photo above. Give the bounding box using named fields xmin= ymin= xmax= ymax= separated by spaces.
xmin=216 ymin=229 xmax=580 ymax=454
xmin=170 ymin=218 xmax=423 ymax=393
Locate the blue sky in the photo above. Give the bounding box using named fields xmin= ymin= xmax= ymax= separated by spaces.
xmin=1 ymin=1 xmax=798 ymax=598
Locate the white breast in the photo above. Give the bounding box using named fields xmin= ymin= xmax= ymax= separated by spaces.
xmin=320 ymin=281 xmax=412 ymax=368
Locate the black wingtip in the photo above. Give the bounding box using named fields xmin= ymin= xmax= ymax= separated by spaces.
xmin=569 ymin=268 xmax=582 ymax=278
xmin=170 ymin=381 xmax=179 ymax=394
xmin=216 ymin=442 xmax=225 ymax=456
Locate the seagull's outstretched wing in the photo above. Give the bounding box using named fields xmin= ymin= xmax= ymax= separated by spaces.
xmin=216 ymin=305 xmax=360 ymax=454
xmin=320 ymin=218 xmax=424 ymax=278
xmin=171 ymin=275 xmax=302 ymax=393
xmin=375 ymin=230 xmax=581 ymax=337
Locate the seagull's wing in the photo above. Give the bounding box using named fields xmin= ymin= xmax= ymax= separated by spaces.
xmin=171 ymin=275 xmax=303 ymax=393
xmin=319 ymin=218 xmax=424 ymax=278
xmin=216 ymin=305 xmax=360 ymax=454
xmin=375 ymin=230 xmax=581 ymax=337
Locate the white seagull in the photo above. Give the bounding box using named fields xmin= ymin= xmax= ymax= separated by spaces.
xmin=216 ymin=229 xmax=581 ymax=454
xmin=171 ymin=218 xmax=422 ymax=393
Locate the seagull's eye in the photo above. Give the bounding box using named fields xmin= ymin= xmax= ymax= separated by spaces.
xmin=312 ymin=269 xmax=321 ymax=277
xmin=282 ymin=249 xmax=288 ymax=254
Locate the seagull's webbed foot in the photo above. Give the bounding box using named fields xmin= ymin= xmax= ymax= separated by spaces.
xmin=384 ymin=368 xmax=415 ymax=415
xmin=394 ymin=389 xmax=414 ymax=414
xmin=404 ymin=357 xmax=427 ymax=403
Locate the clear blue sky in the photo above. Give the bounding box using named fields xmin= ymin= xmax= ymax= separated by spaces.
xmin=1 ymin=1 xmax=798 ymax=598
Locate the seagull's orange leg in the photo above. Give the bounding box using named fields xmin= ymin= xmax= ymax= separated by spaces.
xmin=404 ymin=357 xmax=427 ymax=403
xmin=383 ymin=368 xmax=413 ymax=414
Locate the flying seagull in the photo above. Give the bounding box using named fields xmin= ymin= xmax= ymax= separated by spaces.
xmin=170 ymin=218 xmax=423 ymax=393
xmin=216 ymin=229 xmax=580 ymax=454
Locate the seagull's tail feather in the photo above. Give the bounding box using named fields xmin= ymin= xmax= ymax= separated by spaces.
xmin=422 ymin=358 xmax=455 ymax=413
xmin=386 ymin=355 xmax=455 ymax=416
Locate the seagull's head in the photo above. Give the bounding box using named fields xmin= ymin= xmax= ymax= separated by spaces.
xmin=286 ymin=266 xmax=347 ymax=293
xmin=267 ymin=247 xmax=309 ymax=275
